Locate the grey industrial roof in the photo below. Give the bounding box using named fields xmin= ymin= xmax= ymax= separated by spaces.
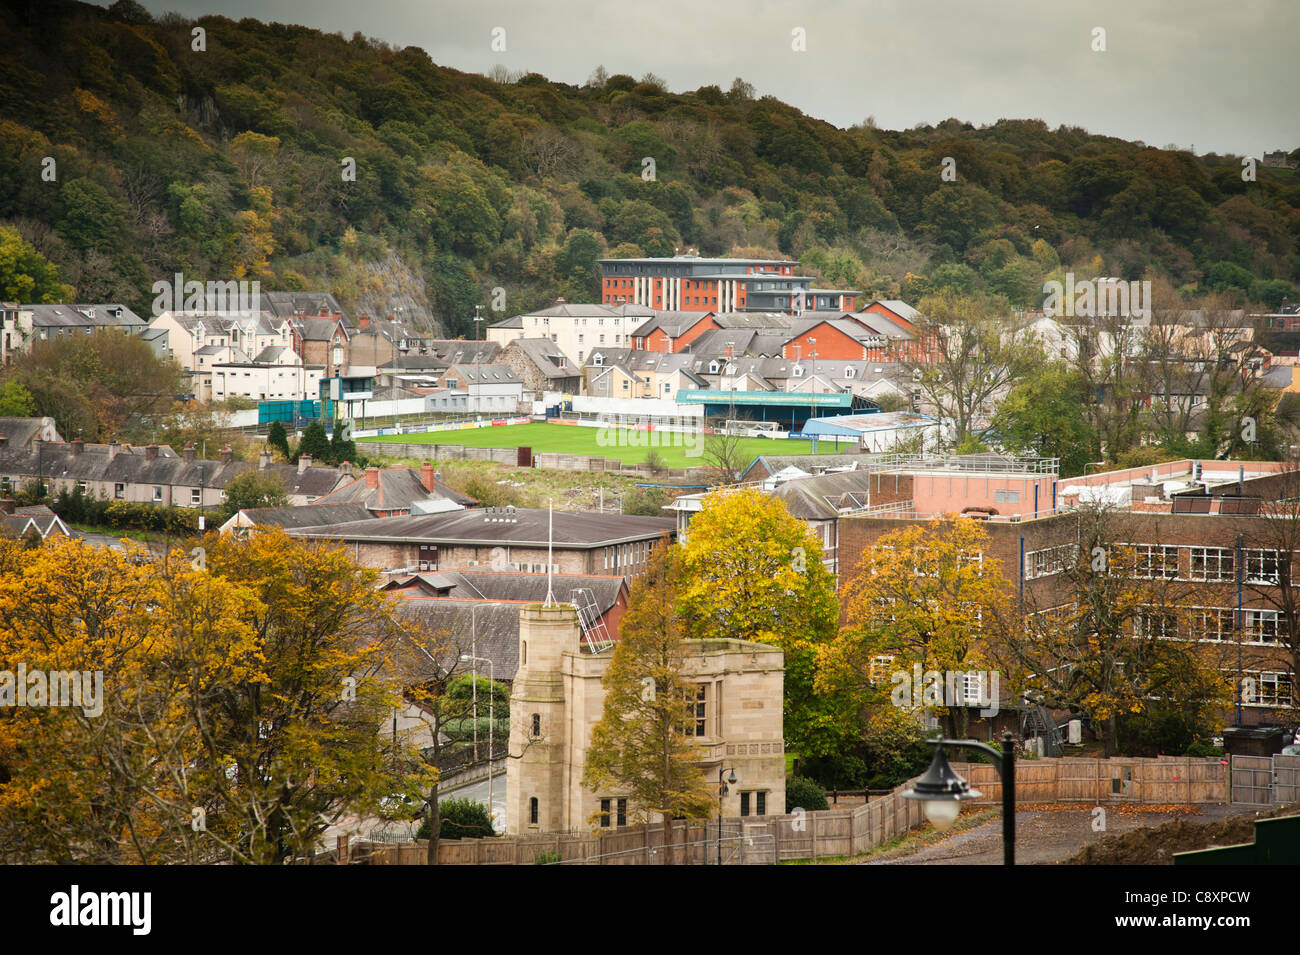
xmin=288 ymin=508 xmax=674 ymax=547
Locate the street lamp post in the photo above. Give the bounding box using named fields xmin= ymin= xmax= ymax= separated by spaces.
xmin=460 ymin=652 xmax=497 ymax=831
xmin=902 ymin=731 xmax=1016 ymax=865
xmin=716 ymin=766 xmax=736 ymax=865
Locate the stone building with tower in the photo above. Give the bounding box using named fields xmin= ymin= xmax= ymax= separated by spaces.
xmin=505 ymin=602 xmax=786 ymax=834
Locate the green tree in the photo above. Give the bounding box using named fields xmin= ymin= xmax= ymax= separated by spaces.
xmin=0 ymin=380 xmax=36 ymax=417
xmin=219 ymin=469 xmax=288 ymax=520
xmin=0 ymin=227 xmax=73 ymax=303
xmin=583 ymin=541 xmax=715 ymax=860
xmin=296 ymin=422 xmax=331 ymax=463
xmin=267 ymin=421 xmax=290 ymax=460
xmin=991 ymin=365 xmax=1096 ymax=476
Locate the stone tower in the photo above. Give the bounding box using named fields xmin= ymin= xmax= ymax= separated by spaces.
xmin=506 ymin=603 xmax=582 ymax=834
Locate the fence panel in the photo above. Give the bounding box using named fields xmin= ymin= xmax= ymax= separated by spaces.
xmin=1230 ymin=755 xmax=1274 ymax=805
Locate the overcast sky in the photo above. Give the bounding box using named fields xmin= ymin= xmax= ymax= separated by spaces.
xmin=133 ymin=0 xmax=1296 ymax=157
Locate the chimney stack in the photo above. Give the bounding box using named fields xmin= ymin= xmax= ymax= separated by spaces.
xmin=0 ymin=434 xmax=7 ymax=447
xmin=107 ymin=439 xmax=119 ymax=461
xmin=340 ymin=461 xmax=353 ymax=478
xmin=364 ymin=467 xmax=380 ymax=489
xmin=71 ymin=438 xmax=84 ymax=456
xmin=421 ymin=461 xmax=436 ymax=493
xmin=298 ymin=453 xmax=312 ymax=475
xmin=259 ymin=446 xmax=273 ymax=470
xmin=144 ymin=444 xmax=158 ymax=462
xmin=182 ymin=443 xmax=196 ymax=461
xmin=219 ymin=445 xmax=233 ymax=465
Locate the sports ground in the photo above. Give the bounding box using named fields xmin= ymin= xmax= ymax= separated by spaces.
xmin=360 ymin=422 xmax=852 ymax=469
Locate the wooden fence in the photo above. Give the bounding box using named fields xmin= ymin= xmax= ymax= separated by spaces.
xmin=313 ymin=756 xmax=1228 ymax=865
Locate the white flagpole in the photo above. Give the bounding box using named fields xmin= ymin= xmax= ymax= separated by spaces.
xmin=544 ymin=498 xmax=555 ymax=607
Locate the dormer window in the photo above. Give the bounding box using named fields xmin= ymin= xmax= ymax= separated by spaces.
xmin=593 ymin=354 xmax=604 ymax=366
xmin=792 ymin=365 xmax=804 ymax=378
xmin=845 ymin=366 xmax=856 ymax=378
xmin=708 ymin=360 xmax=719 ymax=374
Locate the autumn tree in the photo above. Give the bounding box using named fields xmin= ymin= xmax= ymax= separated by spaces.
xmin=584 ymin=541 xmax=715 ymax=863
xmin=1240 ymin=464 xmax=1300 ymax=712
xmin=824 ymin=516 xmax=1011 ymax=738
xmin=678 ymin=488 xmax=848 ymax=758
xmin=0 ymin=532 xmax=428 ymax=864
xmin=987 ymin=504 xmax=1232 ymax=755
xmin=10 ymin=329 xmax=185 ymax=440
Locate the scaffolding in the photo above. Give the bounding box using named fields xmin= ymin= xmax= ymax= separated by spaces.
xmin=571 ymin=588 xmax=614 ymax=654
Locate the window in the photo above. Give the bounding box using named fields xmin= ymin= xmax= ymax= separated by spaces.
xmin=417 ymin=544 xmax=438 ymax=571
xmin=685 ymin=684 xmax=707 ymax=737
xmin=740 ymin=792 xmax=767 ymax=817
xmin=190 ymin=488 xmax=201 ymax=505
xmin=1190 ymin=547 xmax=1234 ymax=582
xmin=868 ymin=655 xmax=895 ymax=686
xmin=1237 ymin=670 xmax=1296 ymax=708
xmin=1025 ymin=544 xmax=1078 ymax=580
xmin=1191 ymin=607 xmax=1234 ymax=642
xmin=113 ymin=482 xmax=124 ymax=499
xmin=1134 ymin=606 xmax=1177 ymax=640
xmin=1243 ymin=608 xmax=1281 ymax=644
xmin=1131 ymin=544 xmax=1180 ymax=580
xmin=529 ymin=797 xmax=539 ymax=825
xmin=599 ymin=798 xmax=628 ymax=828
xmin=993 ymin=489 xmax=1020 ymax=504
xmin=153 ymin=486 xmax=163 ymax=503
xmin=531 ymin=713 xmax=541 ymax=737
xmin=1244 ymin=549 xmax=1283 ymax=585
xmin=77 ymin=480 xmax=88 ymax=494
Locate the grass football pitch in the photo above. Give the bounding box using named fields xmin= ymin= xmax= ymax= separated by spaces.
xmin=361 ymin=422 xmax=854 ymax=469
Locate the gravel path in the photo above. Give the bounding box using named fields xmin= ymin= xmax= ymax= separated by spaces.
xmin=862 ymin=804 xmax=1254 ymax=865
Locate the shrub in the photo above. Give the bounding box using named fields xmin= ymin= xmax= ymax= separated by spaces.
xmin=414 ymin=797 xmax=496 ymax=840
xmin=785 ymin=776 xmax=829 ymax=813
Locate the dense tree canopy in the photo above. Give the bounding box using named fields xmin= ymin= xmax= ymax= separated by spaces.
xmin=0 ymin=1 xmax=1294 ymax=340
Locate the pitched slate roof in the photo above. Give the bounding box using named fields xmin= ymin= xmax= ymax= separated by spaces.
xmin=0 ymin=442 xmax=251 ymax=490
xmin=0 ymin=417 xmax=61 ymax=449
xmin=230 ymin=502 xmax=375 ymax=529
xmin=24 ymin=303 xmax=147 ymax=330
xmin=261 ymin=291 xmax=347 ymax=321
xmin=391 ymin=598 xmax=526 ymax=680
xmin=313 ymin=468 xmax=476 ymax=512
xmin=385 ymin=571 xmax=626 ymax=617
xmin=506 ymin=338 xmax=581 ymax=380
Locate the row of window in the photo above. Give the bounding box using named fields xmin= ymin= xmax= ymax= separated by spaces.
xmin=1023 ymin=544 xmax=1289 ymax=584
xmin=1136 ymin=604 xmax=1285 ymax=644
xmin=603 ymin=540 xmax=651 ymax=571
xmin=2 ymin=478 xmax=209 ymax=505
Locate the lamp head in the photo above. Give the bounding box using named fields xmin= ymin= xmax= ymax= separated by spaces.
xmin=900 ymin=744 xmax=981 ymax=831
